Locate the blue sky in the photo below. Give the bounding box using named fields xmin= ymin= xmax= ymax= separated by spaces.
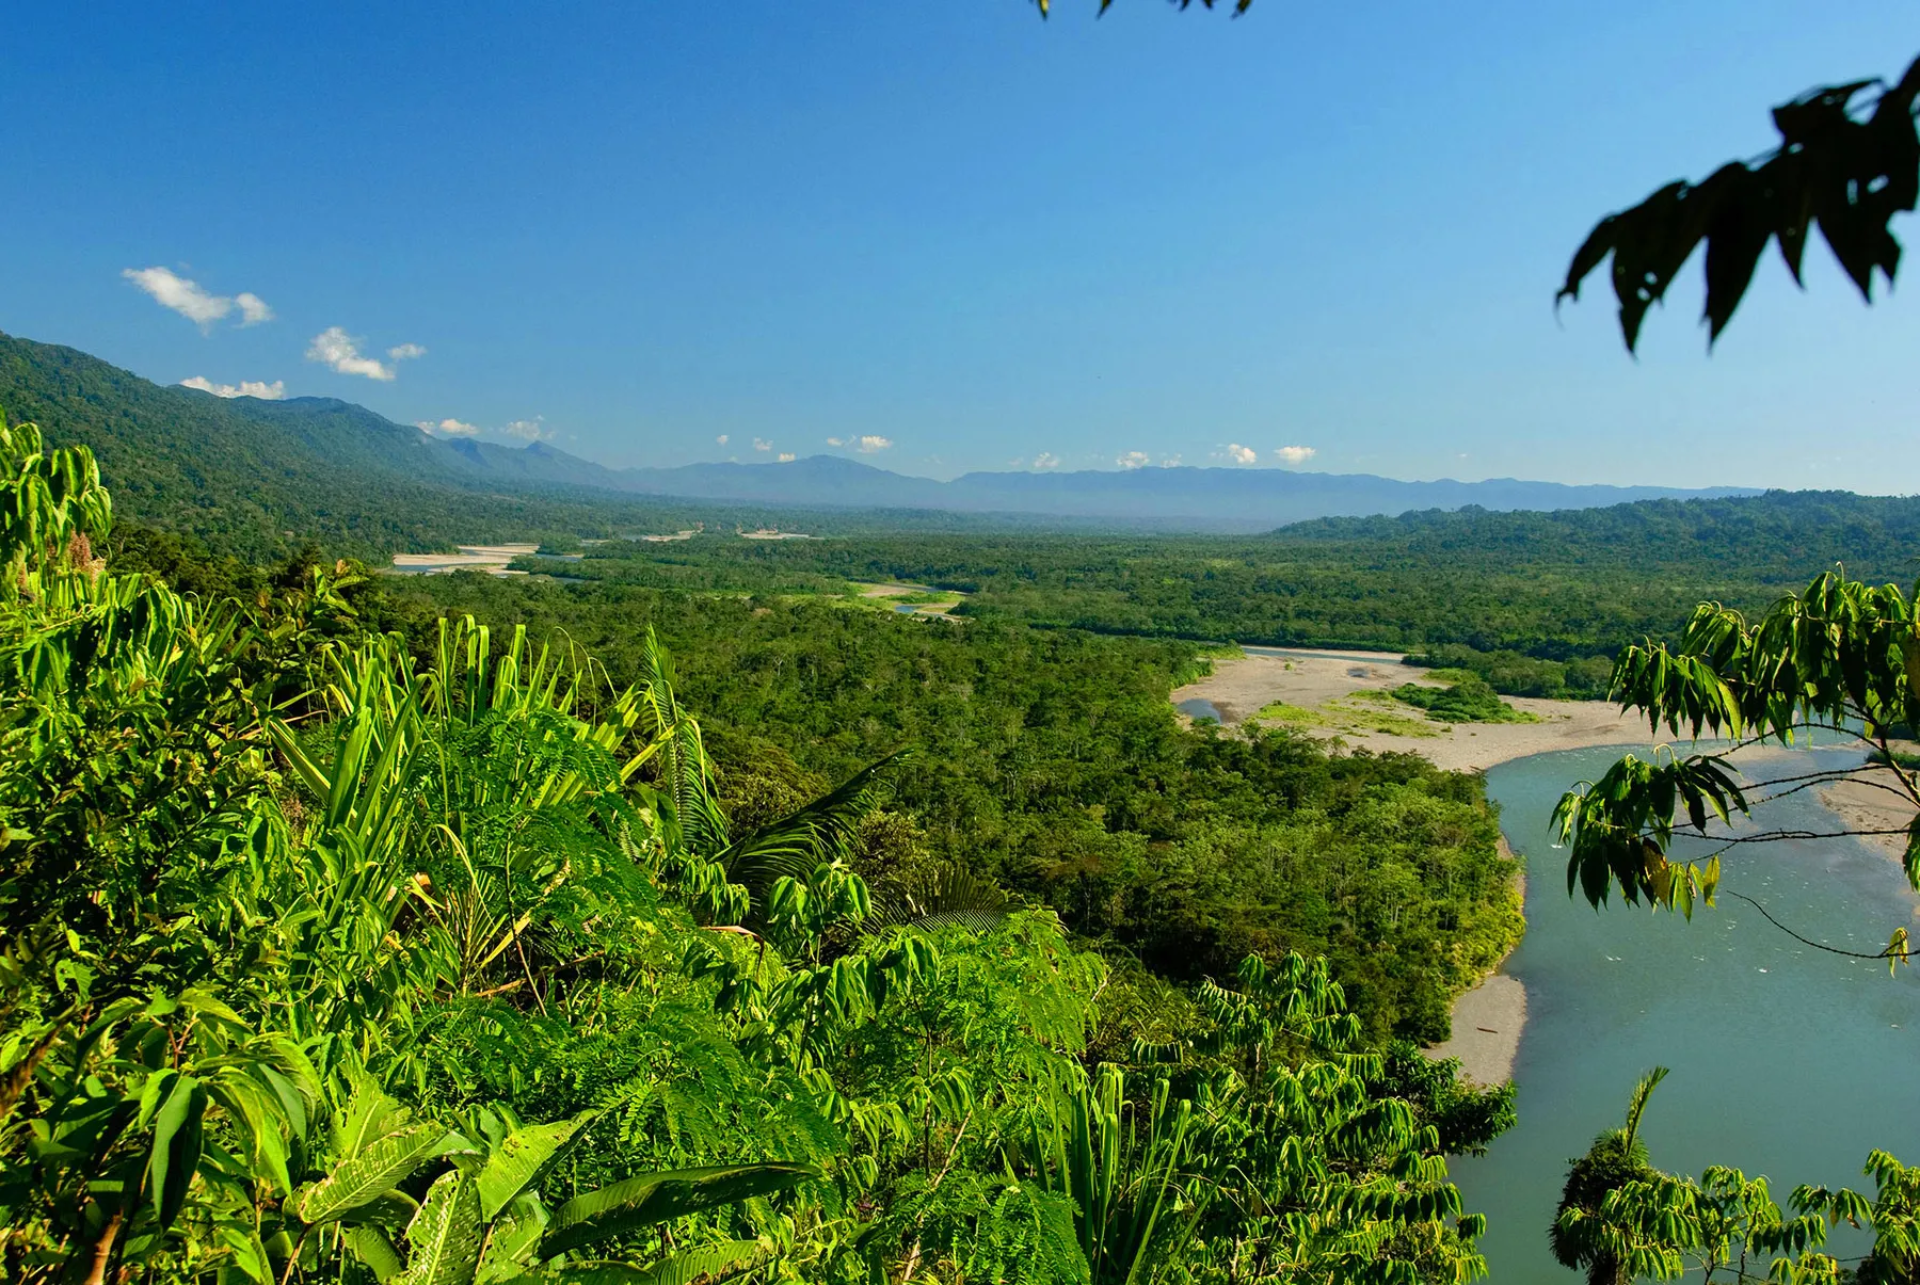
xmin=4 ymin=2 xmax=1917 ymax=489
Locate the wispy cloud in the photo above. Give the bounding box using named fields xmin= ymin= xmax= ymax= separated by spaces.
xmin=503 ymin=417 xmax=550 ymax=441
xmin=124 ymin=267 xmax=273 ymax=330
xmin=715 ymin=434 xmax=730 ymax=447
xmin=307 ymin=327 xmax=395 ymax=380
xmin=826 ymin=436 xmax=845 ymax=447
xmin=416 ymin=418 xmax=480 ymax=437
xmin=1274 ymin=445 xmax=1316 ymax=466
xmin=1161 ymin=455 xmax=1182 ymax=468
xmin=778 ymin=452 xmax=796 ymax=463
xmin=1117 ymin=451 xmax=1150 ymax=470
xmin=753 ymin=438 xmax=773 ymax=452
xmin=856 ymin=435 xmax=893 ymax=454
xmin=1032 ymin=452 xmax=1060 ymax=470
xmin=180 ymin=375 xmax=285 ymax=399
xmin=387 ymin=342 xmax=428 ymax=361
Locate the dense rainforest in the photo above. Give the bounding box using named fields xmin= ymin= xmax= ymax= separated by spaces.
xmin=2 ymin=420 xmax=1524 ymax=1285
xmin=497 ymin=493 xmax=1920 ymax=699
xmin=384 ymin=572 xmax=1521 ymax=1044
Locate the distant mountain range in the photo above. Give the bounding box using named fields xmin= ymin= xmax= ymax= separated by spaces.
xmin=2 ymin=329 xmax=1765 ymax=553
xmin=601 ymin=456 xmax=1759 ymax=524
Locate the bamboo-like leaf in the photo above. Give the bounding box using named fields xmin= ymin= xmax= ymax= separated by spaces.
xmin=541 ymin=1164 xmax=814 ymax=1259
xmin=396 ymin=1170 xmax=485 ymax=1285
xmin=293 ymin=1123 xmax=449 ymax=1224
xmin=149 ymin=1075 xmax=207 ymax=1229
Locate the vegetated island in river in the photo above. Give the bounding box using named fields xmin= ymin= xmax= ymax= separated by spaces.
xmin=1178 ymin=649 xmax=1920 ymax=1086
xmin=1168 ymin=647 xmax=1638 ymax=1085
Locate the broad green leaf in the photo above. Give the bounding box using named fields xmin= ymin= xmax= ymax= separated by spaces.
xmin=218 ymin=1225 xmax=275 ymax=1285
xmin=335 ymin=1078 xmax=415 ymax=1157
xmin=541 ymin=1164 xmax=815 ymax=1259
xmin=396 ymin=1170 xmax=485 ymax=1285
xmin=336 ymin=1188 xmax=422 ymax=1230
xmin=478 ymin=1113 xmax=591 ymax=1220
xmin=294 ymin=1123 xmax=449 ymax=1225
xmin=476 ymin=1195 xmax=549 ymax=1285
xmin=349 ymin=1226 xmax=406 ymax=1284
xmin=548 ymin=1241 xmax=766 ymax=1285
xmin=148 ymin=1075 xmax=207 ymax=1229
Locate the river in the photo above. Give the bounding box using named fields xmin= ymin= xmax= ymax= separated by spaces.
xmin=1459 ymin=742 xmax=1920 ymax=1279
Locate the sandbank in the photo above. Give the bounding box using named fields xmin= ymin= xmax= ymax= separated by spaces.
xmin=1819 ymin=766 xmax=1919 ymax=859
xmin=854 ymin=581 xmax=967 ymax=622
xmin=1425 ymin=974 xmax=1527 ymax=1087
xmin=1170 ymin=647 xmax=1645 ymax=772
xmin=389 ymin=544 xmax=538 ymax=577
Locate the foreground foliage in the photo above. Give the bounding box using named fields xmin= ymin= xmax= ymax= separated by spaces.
xmin=1560 ymin=54 xmax=1920 ymax=352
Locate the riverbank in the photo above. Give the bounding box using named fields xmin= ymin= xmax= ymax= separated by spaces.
xmin=1423 ymin=858 xmax=1528 ymax=1086
xmin=1171 ymin=648 xmax=1644 ymax=773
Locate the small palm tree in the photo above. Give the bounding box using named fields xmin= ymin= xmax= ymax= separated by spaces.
xmin=1551 ymin=1066 xmax=1669 ymax=1285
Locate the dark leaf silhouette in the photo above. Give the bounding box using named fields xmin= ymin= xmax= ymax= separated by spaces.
xmin=1561 ymin=53 xmax=1920 ymax=350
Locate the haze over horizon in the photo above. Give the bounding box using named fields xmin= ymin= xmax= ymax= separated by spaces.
xmin=4 ymin=2 xmax=1917 ymax=491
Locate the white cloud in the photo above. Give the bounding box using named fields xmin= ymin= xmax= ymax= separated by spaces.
xmin=307 ymin=327 xmax=396 ymax=381
xmin=753 ymin=438 xmax=773 ymax=452
xmin=1161 ymin=455 xmax=1182 ymax=468
xmin=387 ymin=342 xmax=428 ymax=361
xmin=1274 ymin=445 xmax=1316 ymax=466
xmin=856 ymin=435 xmax=893 ymax=454
xmin=503 ymin=417 xmax=550 ymax=441
xmin=1225 ymin=443 xmax=1257 ymax=465
xmin=1117 ymin=451 xmax=1150 ymax=470
xmin=180 ymin=375 xmax=285 ymax=399
xmin=1032 ymin=452 xmax=1060 ymax=470
xmin=416 ymin=417 xmax=480 ymax=437
xmin=778 ymin=452 xmax=796 ymax=463
xmin=715 ymin=434 xmax=730 ymax=446
xmin=826 ymin=436 xmax=846 ymax=447
xmin=234 ymin=292 xmax=274 ymax=325
xmin=123 ymin=266 xmax=274 ymax=329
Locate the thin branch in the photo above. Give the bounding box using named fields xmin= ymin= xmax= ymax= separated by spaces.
xmin=1721 ymin=892 xmax=1903 ymax=962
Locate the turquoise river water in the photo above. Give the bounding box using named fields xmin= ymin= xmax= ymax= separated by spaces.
xmin=1459 ymin=742 xmax=1920 ymax=1280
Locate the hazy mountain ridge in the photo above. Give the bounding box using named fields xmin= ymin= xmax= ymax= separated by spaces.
xmin=0 ymin=328 xmax=1779 ymax=547
xmin=602 ymin=455 xmax=1758 ymax=523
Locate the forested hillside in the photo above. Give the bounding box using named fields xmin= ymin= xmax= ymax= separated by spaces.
xmin=0 ymin=334 xmax=1058 ymax=560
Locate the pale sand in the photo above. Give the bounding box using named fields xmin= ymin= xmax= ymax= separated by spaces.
xmin=1170 ymin=648 xmax=1646 ymax=773
xmin=854 ymin=582 xmax=967 ymax=623
xmin=389 ymin=544 xmax=539 ymax=577
xmin=1425 ymin=973 xmax=1528 ymax=1087
xmin=1819 ymin=768 xmax=1919 ymax=859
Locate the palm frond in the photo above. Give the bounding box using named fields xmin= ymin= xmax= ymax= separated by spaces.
xmin=716 ymin=752 xmax=906 ymax=908
xmin=865 ymin=862 xmax=1010 ymax=934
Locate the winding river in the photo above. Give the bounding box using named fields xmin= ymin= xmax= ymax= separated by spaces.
xmin=1459 ymin=743 xmax=1920 ymax=1279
